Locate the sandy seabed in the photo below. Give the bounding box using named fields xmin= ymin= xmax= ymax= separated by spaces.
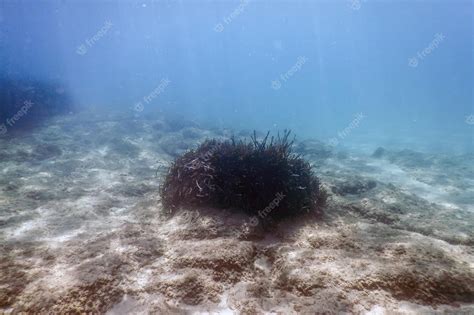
xmin=0 ymin=112 xmax=473 ymax=314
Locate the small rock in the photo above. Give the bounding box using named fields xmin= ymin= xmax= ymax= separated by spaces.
xmin=372 ymin=147 xmax=386 ymax=158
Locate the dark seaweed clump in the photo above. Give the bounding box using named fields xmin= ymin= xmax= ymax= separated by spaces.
xmin=160 ymin=130 xmax=327 ymax=220
xmin=0 ymin=78 xmax=73 ymax=133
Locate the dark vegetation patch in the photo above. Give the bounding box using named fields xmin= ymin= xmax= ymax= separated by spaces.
xmin=372 ymin=147 xmax=386 ymax=158
xmin=160 ymin=130 xmax=327 ymax=220
xmin=0 ymin=78 xmax=73 ymax=134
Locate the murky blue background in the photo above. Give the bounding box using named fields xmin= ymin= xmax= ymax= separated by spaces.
xmin=1 ymin=0 xmax=472 ymax=152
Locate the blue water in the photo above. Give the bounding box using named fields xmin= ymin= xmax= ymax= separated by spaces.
xmin=1 ymin=0 xmax=472 ymax=153
xmin=1 ymin=3 xmax=474 ymax=313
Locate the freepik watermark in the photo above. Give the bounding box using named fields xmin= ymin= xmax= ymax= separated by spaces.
xmin=408 ymin=33 xmax=445 ymax=68
xmin=214 ymin=0 xmax=251 ymax=33
xmin=133 ymin=78 xmax=171 ymax=112
xmin=348 ymin=0 xmax=368 ymax=10
xmin=271 ymin=56 xmax=307 ymax=90
xmin=466 ymin=114 xmax=474 ymax=125
xmin=76 ymin=20 xmax=113 ymax=56
xmin=327 ymin=112 xmax=365 ymax=147
xmin=0 ymin=100 xmax=34 ymax=135
xmin=0 ymin=124 xmax=6 ymax=136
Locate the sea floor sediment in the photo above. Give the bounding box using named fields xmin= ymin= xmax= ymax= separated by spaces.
xmin=0 ymin=112 xmax=473 ymax=314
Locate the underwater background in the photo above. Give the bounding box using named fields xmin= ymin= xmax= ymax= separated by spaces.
xmin=1 ymin=0 xmax=472 ymax=152
xmin=1 ymin=1 xmax=473 ymax=314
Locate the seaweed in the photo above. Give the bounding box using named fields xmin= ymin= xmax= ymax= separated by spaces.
xmin=160 ymin=130 xmax=326 ymax=220
xmin=0 ymin=77 xmax=73 ymax=134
